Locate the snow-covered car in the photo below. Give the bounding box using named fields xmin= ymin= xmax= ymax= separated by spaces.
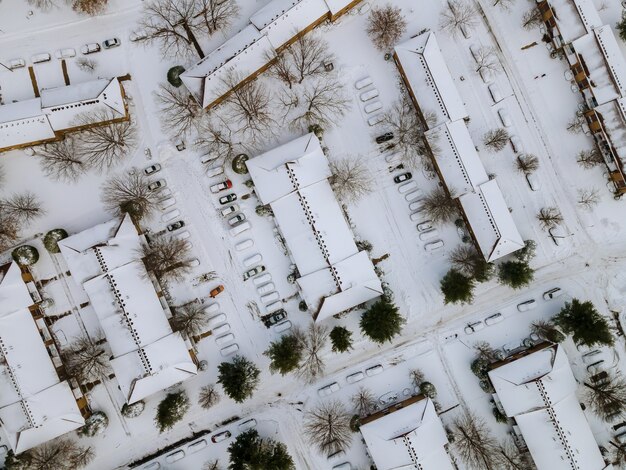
xmin=103 ymin=38 xmax=121 ymax=49
xmin=206 ymin=166 xmax=224 ymax=178
xmin=148 ymin=180 xmax=166 ymax=191
xmin=243 ymin=265 xmax=265 ymax=281
xmin=398 ymin=181 xmax=417 ymax=193
xmin=205 ymin=303 xmax=220 ymax=315
xmin=207 ymin=314 xmax=225 ymax=329
xmin=261 ymin=291 xmax=280 ymax=304
xmin=360 ymin=89 xmax=379 ymax=102
xmin=464 ymin=321 xmax=484 ymax=334
xmin=257 ymin=282 xmax=275 ymax=296
xmin=31 ymin=53 xmax=51 ymax=64
xmin=80 ymin=43 xmax=101 ymax=54
xmin=355 ymin=76 xmax=373 ymax=90
xmin=210 ymin=180 xmax=232 ymax=193
xmin=488 ymin=83 xmax=502 ymax=103
xmin=220 ymin=343 xmax=239 ymax=356
xmin=409 ymin=200 xmax=424 ymax=211
xmin=498 ymin=108 xmax=512 ymax=127
xmin=525 ymin=173 xmax=541 ymax=191
xmin=212 ymin=323 xmax=230 ymax=335
xmin=405 ymin=190 xmax=422 ymax=202
xmin=376 ymin=132 xmax=394 ymax=144
xmin=317 ymin=382 xmax=340 ymax=397
xmin=229 ymin=221 xmax=250 ymax=236
xmin=209 ymin=285 xmax=224 ymax=298
xmin=200 ymin=153 xmax=217 ymax=164
xmin=165 ymin=450 xmax=185 ymax=463
xmin=8 ymin=58 xmax=25 ymax=69
xmin=144 ymin=164 xmax=161 ymax=175
xmin=166 ymin=220 xmax=184 ymax=231
xmin=543 ymin=288 xmax=564 ymax=300
xmin=189 ymin=258 xmax=200 ymax=267
xmin=332 ymin=463 xmax=352 ymax=470
xmin=187 ymin=439 xmax=207 ymax=454
xmin=346 ymin=371 xmax=365 ymax=384
xmin=417 ymin=221 xmax=433 ymax=232
xmin=55 ymin=48 xmax=76 ymax=59
xmin=485 ymin=313 xmax=504 ymax=326
xmin=419 ymin=229 xmax=438 ymax=241
xmin=215 ymin=333 xmax=235 ymax=346
xmin=158 ymin=197 xmax=175 ymax=210
xmin=129 ymin=30 xmax=147 ymax=42
xmin=365 ymin=101 xmax=382 ymax=114
xmin=228 ymin=213 xmax=246 ymax=226
xmin=394 ymin=172 xmax=412 ymax=183
xmin=409 ymin=211 xmax=424 ymax=222
xmin=221 ymin=205 xmax=239 ymax=217
xmin=424 ymin=240 xmax=444 ymax=252
xmin=509 ymin=135 xmax=524 ymax=153
xmin=162 ymin=209 xmax=180 ymax=222
xmin=235 ymin=239 xmax=254 ymax=251
xmin=365 ymin=365 xmax=384 ymax=376
xmin=517 ymin=299 xmax=537 ymax=312
xmin=274 ymin=320 xmax=292 ymax=332
xmin=219 ymin=193 xmax=237 ymax=205
xmin=243 ymin=253 xmax=262 ymax=268
xmin=211 ymin=431 xmax=231 ymax=443
xmin=253 ymin=273 xmax=271 ymax=286
xmin=238 ymin=419 xmax=257 ymax=432
xmin=368 ymin=114 xmax=385 ymax=126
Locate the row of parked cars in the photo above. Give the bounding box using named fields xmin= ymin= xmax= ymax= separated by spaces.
xmin=7 ymin=38 xmax=120 ymax=69
xmin=355 ymin=76 xmax=385 ymax=126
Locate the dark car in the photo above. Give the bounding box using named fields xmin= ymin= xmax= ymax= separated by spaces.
xmin=264 ymin=310 xmax=286 ymax=327
xmin=376 ymin=132 xmax=394 ymax=144
xmin=393 ymin=172 xmax=412 ymax=183
xmin=166 ymin=220 xmax=185 ymax=232
xmin=219 ymin=193 xmax=237 ymax=205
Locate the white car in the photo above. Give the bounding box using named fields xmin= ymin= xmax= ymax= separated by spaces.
xmin=229 ymin=221 xmax=251 ymax=236
xmin=346 ymin=371 xmax=365 ymax=384
xmin=148 ymin=179 xmax=166 ymax=191
xmin=215 ymin=333 xmax=235 ymax=346
xmin=488 ymin=83 xmax=503 ymax=103
xmin=543 ymin=288 xmax=564 ymax=300
xmin=485 ymin=313 xmax=504 ymax=326
xmin=509 ymin=135 xmax=524 ymax=153
xmin=55 ymin=48 xmax=76 ymax=59
xmin=525 ymin=173 xmax=541 ymax=191
xmin=212 ymin=323 xmax=230 ymax=335
xmin=80 ymin=43 xmax=101 ymax=55
xmin=498 ymin=108 xmax=512 ymax=127
xmin=31 ymin=52 xmax=51 ymax=64
xmin=221 ymin=205 xmax=239 ymax=217
xmin=317 ymin=382 xmax=340 ymax=397
xmin=238 ymin=419 xmax=257 ymax=432
xmin=220 ymin=343 xmax=239 ymax=356
xmin=424 ymin=240 xmax=444 ymax=252
xmin=207 ymin=313 xmax=226 ymax=327
xmin=253 ymin=273 xmax=271 ymax=286
xmin=365 ymin=365 xmax=384 ymax=376
xmin=517 ymin=299 xmax=537 ymax=312
xmin=8 ymin=58 xmax=25 ymax=69
xmin=206 ymin=166 xmax=225 ymax=178
xmin=228 ymin=213 xmax=246 ymax=226
xmin=360 ymin=89 xmax=379 ymax=102
xmin=417 ymin=221 xmax=433 ymax=232
xmin=355 ymin=76 xmax=373 ymax=90
xmin=464 ymin=321 xmax=485 ymax=334
xmin=419 ymin=229 xmax=438 ymax=241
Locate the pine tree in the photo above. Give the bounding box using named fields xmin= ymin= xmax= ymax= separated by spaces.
xmin=360 ymin=300 xmax=405 ymax=344
xmin=553 ymin=299 xmax=614 ymax=347
xmin=440 ymin=269 xmax=475 ymax=304
xmin=530 ymin=320 xmax=565 ymax=343
xmin=155 ymin=391 xmax=190 ymax=433
xmin=228 ymin=430 xmax=295 ymax=470
xmin=264 ymin=334 xmax=303 ymax=375
xmin=617 ymin=11 xmax=626 ymax=42
xmin=583 ymin=372 xmax=626 ymax=421
xmin=330 ymin=326 xmax=353 ymax=353
xmin=218 ymin=355 xmax=261 ymax=403
xmin=497 ymin=261 xmax=534 ymax=289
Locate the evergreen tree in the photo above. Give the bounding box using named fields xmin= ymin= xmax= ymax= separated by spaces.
xmin=218 ymin=355 xmax=261 ymax=403
xmin=497 ymin=261 xmax=534 ymax=289
xmin=553 ymin=299 xmax=613 ymax=347
xmin=584 ymin=372 xmax=626 ymax=421
xmin=155 ymin=391 xmax=190 ymax=433
xmin=440 ymin=269 xmax=475 ymax=304
xmin=360 ymin=300 xmax=405 ymax=344
xmin=617 ymin=11 xmax=626 ymax=42
xmin=530 ymin=320 xmax=565 ymax=343
xmin=514 ymin=240 xmax=536 ymax=263
xmin=329 ymin=326 xmax=353 ymax=353
xmin=228 ymin=429 xmax=295 ymax=470
xmin=264 ymin=334 xmax=303 ymax=375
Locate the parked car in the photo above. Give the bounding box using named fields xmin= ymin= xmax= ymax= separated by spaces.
xmin=317 ymin=382 xmax=340 ymax=397
xmin=209 ymin=285 xmax=225 ymax=298
xmin=419 ymin=229 xmax=438 ymax=241
xmin=221 ymin=205 xmax=239 ymax=217
xmin=55 ymin=48 xmax=76 ymax=59
xmin=376 ymin=132 xmax=394 ymax=144
xmin=165 ymin=450 xmax=185 ymax=464
xmin=161 ymin=209 xmax=180 ymax=222
xmin=525 ymin=173 xmax=541 ymax=191
xmin=210 ymin=180 xmax=232 ymax=193
xmin=464 ymin=321 xmax=485 ymax=334
xmin=346 ymin=371 xmax=365 ymax=384
xmin=243 ymin=265 xmax=265 ymax=281
xmin=189 ymin=258 xmax=200 ymax=267
xmin=211 ymin=431 xmax=231 ymax=443
xmin=235 ymin=239 xmax=254 ymax=251
xmin=355 ymin=76 xmax=373 ymax=90
xmin=488 ymin=83 xmax=503 ymax=103
xmin=365 ymin=365 xmax=384 ymax=376
xmin=31 ymin=53 xmax=51 ymax=64
xmin=212 ymin=323 xmax=230 ymax=335
xmin=509 ymin=135 xmax=524 ymax=153
xmin=393 ymin=172 xmax=412 ymax=183
xmin=144 ymin=164 xmax=161 ymax=175
xmin=205 ymin=303 xmax=220 ymax=315
xmin=238 ymin=419 xmax=257 ymax=432
xmin=424 ymin=240 xmax=444 ymax=252
xmin=243 ymin=253 xmax=262 ymax=267
xmin=166 ymin=220 xmax=185 ymax=231
xmin=206 ymin=166 xmax=225 ymax=178
xmin=365 ymin=101 xmax=382 ymax=114
xmin=368 ymin=114 xmax=385 ymax=126
xmin=200 ymin=153 xmax=217 ymax=164
xmin=219 ymin=193 xmax=237 ymax=205
xmin=220 ymin=343 xmax=239 ymax=356
xmin=8 ymin=58 xmax=26 ymax=69
xmin=228 ymin=213 xmax=246 ymax=226
xmin=543 ymin=288 xmax=564 ymax=300
xmin=332 ymin=463 xmax=352 ymax=470
xmin=253 ymin=273 xmax=271 ymax=286
xmin=485 ymin=313 xmax=504 ymax=326
xmin=261 ymin=291 xmax=280 ymax=304
xmin=103 ymin=38 xmax=121 ymax=49
xmin=265 ymin=301 xmax=283 ymax=314
xmin=360 ymin=89 xmax=379 ymax=101
xmin=80 ymin=43 xmax=101 ymax=55
xmin=257 ymin=282 xmax=275 ymax=296
xmin=417 ymin=221 xmax=433 ymax=232
xmin=158 ymin=197 xmax=175 ymax=210
xmin=229 ymin=221 xmax=250 ymax=236
xmin=517 ymin=299 xmax=537 ymax=312
xmin=148 ymin=180 xmax=166 ymax=191
xmin=265 ymin=310 xmax=286 ymax=326
xmin=498 ymin=108 xmax=512 ymax=127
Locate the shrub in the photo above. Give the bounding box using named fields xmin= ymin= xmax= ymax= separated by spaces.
xmin=78 ymin=411 xmax=108 ymax=437
xmin=167 ymin=66 xmax=186 ymax=87
xmin=218 ymin=355 xmax=260 ymax=402
xmin=497 ymin=261 xmax=534 ymax=289
xmin=264 ymin=334 xmax=303 ymax=375
xmin=43 ymin=228 xmax=68 ymax=253
xmin=155 ymin=391 xmax=190 ymax=432
xmin=121 ymin=400 xmax=145 ymax=418
xmin=553 ymin=299 xmax=613 ymax=347
xmin=440 ymin=269 xmax=475 ymax=304
xmin=330 ymin=326 xmax=353 ymax=353
xmin=11 ymin=245 xmax=39 ymax=266
xmin=360 ymin=299 xmax=405 ymax=343
xmin=231 ymin=153 xmax=249 ymax=174
xmin=420 ymin=381 xmax=437 ymax=399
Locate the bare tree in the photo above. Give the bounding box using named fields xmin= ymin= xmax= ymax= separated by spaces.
xmin=75 ymin=111 xmax=137 ymax=172
xmin=610 ymin=441 xmax=626 ymax=467
xmin=221 ymin=74 xmax=275 ymax=141
xmin=382 ymin=96 xmax=425 ymax=167
xmin=265 ymin=50 xmax=297 ymax=89
xmin=195 ymin=0 xmax=239 ymax=36
xmin=28 ymin=0 xmax=57 ymax=10
xmin=304 ymin=401 xmax=352 ymax=455
xmin=474 ymin=341 xmax=502 ymax=363
xmin=0 ymin=192 xmax=45 ymax=224
xmin=483 ymin=128 xmax=510 ymax=152
xmin=577 ymin=188 xmax=600 ymax=210
xmin=67 ymin=0 xmax=108 ymax=15
xmin=422 ymin=187 xmax=458 ymax=224
xmin=288 ymin=34 xmax=333 ymax=84
xmin=141 ymin=235 xmax=193 ymax=282
xmin=522 ymin=8 xmax=543 ymax=30
xmin=451 ymin=413 xmax=502 ymax=470
xmin=101 ymin=171 xmax=158 ymax=220
xmin=288 ymin=78 xmax=350 ymax=130
xmin=366 ymin=4 xmax=407 ymax=51
xmin=296 ymin=322 xmax=328 ymax=383
xmin=155 ymin=83 xmax=203 ymax=138
xmin=0 ymin=211 xmax=20 ymax=253
xmin=440 ymin=0 xmax=479 ymax=37
xmin=496 ymin=438 xmax=531 ymax=470
xmin=474 ymin=47 xmax=500 ymax=74
xmin=492 ymin=0 xmax=515 ymax=10
xmin=172 ymin=302 xmax=209 ymax=336
xmin=329 ymin=156 xmax=373 ymax=203
xmin=76 ymin=57 xmax=98 ymax=73
xmin=35 ymin=138 xmax=87 ymax=182
xmin=584 ymin=372 xmax=626 ymax=421
xmin=198 ymin=384 xmax=220 ymax=409
xmin=194 ymin=116 xmax=246 ymax=166
xmin=5 ymin=438 xmax=94 ymax=470
xmin=351 ymin=387 xmax=377 ymax=417
xmin=536 ymin=207 xmax=563 ymax=230
xmin=530 ymin=320 xmax=565 ymax=343
xmin=576 ymin=148 xmax=604 ymax=169
xmin=410 ymin=368 xmax=425 ymax=387
xmin=203 ymin=460 xmax=221 ymax=470
xmin=567 ymin=115 xmax=586 ymax=134
xmin=63 ymin=334 xmax=111 ymax=384
xmin=449 ymin=245 xmax=493 ymax=281
xmin=515 ymin=153 xmax=539 ymax=173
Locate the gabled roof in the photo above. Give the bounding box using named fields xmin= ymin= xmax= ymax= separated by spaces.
xmin=0 ymin=262 xmax=33 ymax=317
xmin=544 ymin=0 xmax=601 ymax=44
xmin=394 ymin=31 xmax=467 ymax=128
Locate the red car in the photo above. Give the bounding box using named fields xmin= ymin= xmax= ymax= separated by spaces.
xmin=210 ymin=285 xmax=225 ymax=298
xmin=210 ymin=180 xmax=232 ymax=193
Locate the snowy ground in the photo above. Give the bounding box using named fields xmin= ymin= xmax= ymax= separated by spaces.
xmin=2 ymin=0 xmax=626 ymax=468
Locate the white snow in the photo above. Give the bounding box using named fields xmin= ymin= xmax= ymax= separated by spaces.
xmin=0 ymin=262 xmax=33 ymax=316
xmin=540 ymin=0 xmax=601 ymax=46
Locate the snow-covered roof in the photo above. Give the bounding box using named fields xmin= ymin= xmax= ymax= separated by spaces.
xmin=251 ymin=0 xmax=329 ymax=50
xmin=181 ymin=25 xmax=274 ymax=109
xmin=394 ymin=32 xmax=468 ymax=128
xmin=0 ymin=262 xmax=33 ymax=317
xmin=572 ymin=26 xmax=626 ymax=106
xmin=0 ymin=78 xmax=126 ymax=152
xmin=360 ymin=397 xmax=454 ymax=470
xmin=595 ymin=97 xmax=626 ymax=163
xmin=459 ymin=179 xmax=525 ymax=261
xmin=60 ymin=215 xmax=197 ymax=403
xmin=544 ymin=0 xmax=601 ymax=44
xmin=425 ymin=120 xmax=488 ymax=196
xmin=0 ymin=309 xmax=84 ymax=453
xmin=489 ymin=344 xmax=606 ymax=470
xmin=249 ymin=134 xmax=381 ymax=319
xmin=323 ymin=0 xmax=356 ymax=16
